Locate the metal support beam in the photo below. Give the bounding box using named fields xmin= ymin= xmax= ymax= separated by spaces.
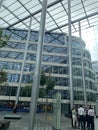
xmin=28 ymin=0 xmax=47 ymax=130
xmin=3 ymin=5 xmax=28 ymax=28
xmin=49 ymin=11 xmax=98 ymax=32
xmin=81 ymin=0 xmax=90 ymax=26
xmin=68 ymin=0 xmax=74 ymax=109
xmin=38 ymin=0 xmax=63 ymax=33
xmin=15 ymin=17 xmax=32 ymax=107
xmin=7 ymin=0 xmax=63 ymax=29
xmin=0 ymin=0 xmax=3 ymax=9
xmin=79 ymin=21 xmax=82 ymax=38
xmin=78 ymin=22 xmax=87 ymax=106
xmin=60 ymin=1 xmax=77 ymax=32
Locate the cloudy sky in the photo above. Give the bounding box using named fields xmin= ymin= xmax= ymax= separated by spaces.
xmin=73 ymin=25 xmax=98 ymax=62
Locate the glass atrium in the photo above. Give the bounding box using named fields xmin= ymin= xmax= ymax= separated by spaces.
xmin=0 ymin=0 xmax=98 ymax=129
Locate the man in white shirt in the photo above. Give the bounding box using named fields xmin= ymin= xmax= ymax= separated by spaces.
xmin=88 ymin=106 xmax=95 ymax=130
xmin=78 ymin=105 xmax=86 ymax=130
xmin=78 ymin=106 xmax=85 ymax=116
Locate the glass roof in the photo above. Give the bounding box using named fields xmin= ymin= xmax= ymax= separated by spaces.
xmin=0 ymin=0 xmax=98 ymax=33
xmin=0 ymin=0 xmax=98 ymax=61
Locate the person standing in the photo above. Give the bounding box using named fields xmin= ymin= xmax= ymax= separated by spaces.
xmin=88 ymin=106 xmax=95 ymax=130
xmin=76 ymin=105 xmax=80 ymax=129
xmin=85 ymin=106 xmax=89 ymax=129
xmin=78 ymin=105 xmax=85 ymax=130
xmin=72 ymin=107 xmax=77 ymax=128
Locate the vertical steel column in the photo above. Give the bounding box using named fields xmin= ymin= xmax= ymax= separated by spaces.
xmin=68 ymin=0 xmax=73 ymax=109
xmin=79 ymin=22 xmax=82 ymax=38
xmin=15 ymin=17 xmax=32 ymax=106
xmin=78 ymin=22 xmax=87 ymax=106
xmin=28 ymin=0 xmax=47 ymax=130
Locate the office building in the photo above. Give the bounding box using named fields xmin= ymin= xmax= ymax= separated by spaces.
xmin=0 ymin=29 xmax=97 ymax=113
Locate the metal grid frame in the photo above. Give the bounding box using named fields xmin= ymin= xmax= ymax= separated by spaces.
xmin=0 ymin=0 xmax=98 ymax=33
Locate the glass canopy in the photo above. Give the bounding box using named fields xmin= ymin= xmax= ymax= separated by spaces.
xmin=0 ymin=0 xmax=98 ymax=32
xmin=0 ymin=0 xmax=98 ymax=61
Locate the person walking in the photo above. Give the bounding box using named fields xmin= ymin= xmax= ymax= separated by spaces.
xmin=88 ymin=106 xmax=95 ymax=130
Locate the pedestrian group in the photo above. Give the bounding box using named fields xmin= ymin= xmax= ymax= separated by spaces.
xmin=71 ymin=105 xmax=95 ymax=130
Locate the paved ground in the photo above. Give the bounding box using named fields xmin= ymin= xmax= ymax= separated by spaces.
xmin=0 ymin=111 xmax=98 ymax=130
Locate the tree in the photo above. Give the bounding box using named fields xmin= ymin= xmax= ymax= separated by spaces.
xmin=0 ymin=29 xmax=8 ymax=84
xmin=22 ymin=71 xmax=55 ymax=115
xmin=0 ymin=28 xmax=9 ymax=47
xmin=39 ymin=71 xmax=55 ymax=115
xmin=0 ymin=70 xmax=7 ymax=84
xmin=40 ymin=71 xmax=47 ymax=86
xmin=45 ymin=79 xmax=55 ymax=113
xmin=39 ymin=71 xmax=55 ymax=98
xmin=46 ymin=79 xmax=55 ymax=94
xmin=23 ymin=71 xmax=55 ymax=98
xmin=39 ymin=88 xmax=46 ymax=98
xmin=20 ymin=85 xmax=31 ymax=97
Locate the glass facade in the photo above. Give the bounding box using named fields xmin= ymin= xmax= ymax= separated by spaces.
xmin=92 ymin=62 xmax=98 ymax=103
xmin=0 ymin=29 xmax=97 ymax=106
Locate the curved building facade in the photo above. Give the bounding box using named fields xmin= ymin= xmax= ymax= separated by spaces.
xmin=0 ymin=29 xmax=97 ymax=112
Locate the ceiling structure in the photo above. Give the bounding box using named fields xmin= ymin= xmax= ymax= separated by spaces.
xmin=0 ymin=0 xmax=98 ymax=34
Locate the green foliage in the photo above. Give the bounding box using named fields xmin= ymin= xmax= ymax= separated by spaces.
xmin=46 ymin=80 xmax=55 ymax=93
xmin=40 ymin=72 xmax=55 ymax=97
xmin=39 ymin=88 xmax=46 ymax=98
xmin=0 ymin=70 xmax=7 ymax=84
xmin=0 ymin=29 xmax=2 ymax=36
xmin=0 ymin=28 xmax=9 ymax=48
xmin=23 ymin=71 xmax=55 ymax=98
xmin=0 ymin=41 xmax=7 ymax=47
xmin=40 ymin=71 xmax=47 ymax=86
xmin=23 ymin=85 xmax=31 ymax=90
xmin=20 ymin=85 xmax=31 ymax=97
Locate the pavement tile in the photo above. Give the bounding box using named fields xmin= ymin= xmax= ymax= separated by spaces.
xmin=0 ymin=111 xmax=97 ymax=130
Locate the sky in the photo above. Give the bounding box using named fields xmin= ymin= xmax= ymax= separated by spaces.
xmin=73 ymin=25 xmax=98 ymax=62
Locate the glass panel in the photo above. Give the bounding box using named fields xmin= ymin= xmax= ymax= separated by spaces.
xmin=14 ymin=9 xmax=29 ymax=19
xmin=14 ymin=23 xmax=27 ymax=28
xmin=73 ymin=78 xmax=83 ymax=88
xmin=3 ymin=0 xmax=17 ymax=7
xmin=20 ymin=0 xmax=34 ymax=5
xmin=74 ymin=91 xmax=84 ymax=100
xmin=28 ymin=4 xmax=41 ymax=13
xmin=0 ymin=9 xmax=10 ymax=17
xmin=7 ymin=18 xmax=18 ymax=24
xmin=3 ymin=14 xmax=15 ymax=21
xmin=8 ymin=2 xmax=21 ymax=11
xmin=71 ymin=0 xmax=81 ymax=7
xmin=0 ymin=19 xmax=8 ymax=26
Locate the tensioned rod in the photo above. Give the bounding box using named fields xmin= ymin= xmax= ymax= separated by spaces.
xmin=15 ymin=17 xmax=32 ymax=107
